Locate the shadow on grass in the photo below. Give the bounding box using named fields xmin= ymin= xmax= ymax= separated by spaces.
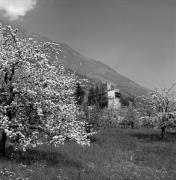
xmin=4 ymin=147 xmax=83 ymax=169
xmin=131 ymin=130 xmax=176 ymax=142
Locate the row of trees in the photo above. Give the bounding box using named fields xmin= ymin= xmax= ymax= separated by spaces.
xmin=1 ymin=23 xmax=174 ymax=158
xmin=74 ymin=71 xmax=176 ymax=139
xmin=74 ymin=80 xmax=136 ymax=108
xmin=87 ymin=84 xmax=108 ymax=108
xmin=123 ymin=85 xmax=176 ymax=138
xmin=135 ymin=85 xmax=176 ymax=138
xmin=81 ymin=83 xmax=176 ymax=139
xmin=75 ymin=83 xmax=108 ymax=109
xmin=0 ymin=24 xmax=91 ymax=156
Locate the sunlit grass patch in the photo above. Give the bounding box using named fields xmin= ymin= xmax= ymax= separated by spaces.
xmin=1 ymin=128 xmax=176 ymax=179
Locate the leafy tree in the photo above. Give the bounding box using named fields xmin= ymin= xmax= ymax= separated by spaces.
xmin=88 ymin=87 xmax=96 ymax=106
xmin=120 ymin=95 xmax=134 ymax=107
xmin=74 ymin=82 xmax=85 ymax=105
xmin=98 ymin=85 xmax=108 ymax=109
xmin=135 ymin=95 xmax=156 ymax=117
xmin=135 ymin=85 xmax=176 ymax=138
xmin=0 ymin=24 xmax=90 ymax=155
xmin=88 ymin=84 xmax=108 ymax=108
xmin=94 ymin=85 xmax=100 ymax=104
xmin=124 ymin=103 xmax=138 ymax=129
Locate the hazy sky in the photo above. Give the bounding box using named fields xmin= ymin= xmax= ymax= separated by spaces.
xmin=0 ymin=0 xmax=176 ymax=89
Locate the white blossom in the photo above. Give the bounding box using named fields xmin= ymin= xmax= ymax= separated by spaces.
xmin=0 ymin=24 xmax=90 ymax=151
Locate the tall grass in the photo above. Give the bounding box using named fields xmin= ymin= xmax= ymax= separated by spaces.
xmin=1 ymin=128 xmax=176 ymax=179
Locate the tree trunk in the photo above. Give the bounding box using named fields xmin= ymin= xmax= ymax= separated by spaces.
xmin=161 ymin=127 xmax=165 ymax=139
xmin=131 ymin=122 xmax=134 ymax=129
xmin=0 ymin=131 xmax=7 ymax=156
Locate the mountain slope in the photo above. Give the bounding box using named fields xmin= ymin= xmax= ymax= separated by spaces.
xmin=0 ymin=20 xmax=149 ymax=97
xmin=57 ymin=43 xmax=149 ymax=96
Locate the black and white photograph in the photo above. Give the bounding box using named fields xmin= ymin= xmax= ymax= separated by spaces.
xmin=0 ymin=0 xmax=175 ymax=179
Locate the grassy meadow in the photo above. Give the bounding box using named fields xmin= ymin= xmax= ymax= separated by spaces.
xmin=0 ymin=128 xmax=176 ymax=180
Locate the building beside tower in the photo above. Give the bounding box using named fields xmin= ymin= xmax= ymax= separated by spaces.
xmin=106 ymin=82 xmax=121 ymax=110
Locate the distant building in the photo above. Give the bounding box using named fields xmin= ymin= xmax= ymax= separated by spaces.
xmin=106 ymin=82 xmax=121 ymax=110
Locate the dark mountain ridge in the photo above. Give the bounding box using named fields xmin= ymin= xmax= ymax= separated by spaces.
xmin=56 ymin=43 xmax=149 ymax=97
xmin=0 ymin=19 xmax=149 ymax=97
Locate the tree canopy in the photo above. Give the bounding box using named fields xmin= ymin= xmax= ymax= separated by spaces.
xmin=0 ymin=24 xmax=90 ymax=154
xmin=74 ymin=82 xmax=85 ymax=105
xmin=135 ymin=85 xmax=176 ymax=138
xmin=88 ymin=84 xmax=108 ymax=108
